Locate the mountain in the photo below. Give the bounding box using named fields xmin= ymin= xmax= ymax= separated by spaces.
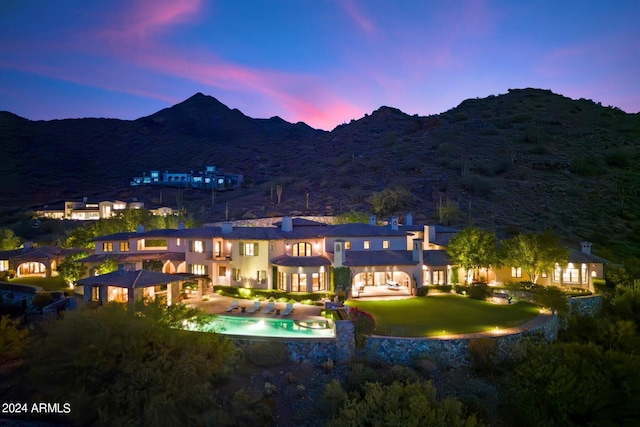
xmin=2 ymin=89 xmax=640 ymax=259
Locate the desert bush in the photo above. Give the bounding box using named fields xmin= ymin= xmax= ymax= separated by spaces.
xmin=0 ymin=315 xmax=29 ymax=361
xmin=349 ymin=307 xmax=376 ymax=348
xmin=32 ymin=291 xmax=54 ymax=310
xmin=416 ymin=286 xmax=429 ymax=297
xmin=467 ymin=282 xmax=492 ymax=301
xmin=245 ymin=341 xmax=289 ymax=367
xmin=468 ymin=337 xmax=499 ymax=373
xmin=383 ymin=365 xmax=420 ymax=384
xmin=461 ymin=174 xmax=494 ymax=196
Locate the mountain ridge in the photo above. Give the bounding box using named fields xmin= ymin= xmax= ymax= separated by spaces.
xmin=2 ymin=88 xmax=639 ymax=259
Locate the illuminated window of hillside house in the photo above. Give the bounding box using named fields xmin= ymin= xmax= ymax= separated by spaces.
xmin=278 ymin=271 xmax=286 ymax=291
xmin=119 ymin=242 xmax=129 ymax=252
xmin=215 ymin=241 xmax=222 ymax=257
xmin=383 ymin=240 xmax=389 ymax=249
xmin=312 ymin=272 xmax=327 ymax=291
xmin=364 ymin=240 xmax=370 ymax=249
xmin=511 ymin=267 xmax=522 ymax=278
xmin=0 ymin=260 xmax=8 ymax=271
xmin=103 ymin=242 xmax=113 ymax=252
xmin=433 ymin=270 xmax=445 ymax=285
xmin=345 ymin=241 xmax=351 ymax=250
xmin=293 ymin=242 xmax=312 ymax=256
xmin=257 ymin=270 xmax=267 ymax=284
xmin=193 ymin=240 xmax=204 ymax=253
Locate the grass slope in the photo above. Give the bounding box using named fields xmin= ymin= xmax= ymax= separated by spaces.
xmin=347 ymin=294 xmax=540 ymax=337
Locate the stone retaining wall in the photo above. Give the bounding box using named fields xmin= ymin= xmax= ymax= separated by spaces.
xmin=363 ymin=314 xmax=558 ymax=368
xmin=569 ymin=295 xmax=602 ymax=316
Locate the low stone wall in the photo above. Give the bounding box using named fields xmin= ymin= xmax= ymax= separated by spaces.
xmin=229 ymin=336 xmax=338 ymax=364
xmin=569 ymin=295 xmax=603 ymax=316
xmin=224 ymin=320 xmax=355 ymax=365
xmin=363 ymin=314 xmax=558 ymax=368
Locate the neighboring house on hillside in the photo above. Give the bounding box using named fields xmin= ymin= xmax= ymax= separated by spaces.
xmin=81 ymin=216 xmax=609 ymax=305
xmin=35 ymin=197 xmax=178 ymax=220
xmin=0 ymin=244 xmax=88 ymax=278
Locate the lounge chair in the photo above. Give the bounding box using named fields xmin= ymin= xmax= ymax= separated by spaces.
xmin=246 ymin=301 xmax=261 ymax=314
xmin=282 ymin=303 xmax=294 ymax=316
xmin=225 ymin=300 xmax=239 ymax=312
xmin=262 ymin=301 xmax=275 ymax=314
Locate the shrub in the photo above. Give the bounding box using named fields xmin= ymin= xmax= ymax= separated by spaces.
xmin=32 ymin=291 xmax=54 ymax=310
xmin=416 ymin=286 xmax=429 ymax=297
xmin=467 ymin=282 xmax=492 ymax=301
xmin=433 ymin=285 xmax=453 ymax=294
xmin=348 ymin=308 xmax=376 ymax=348
xmin=245 ymin=341 xmax=289 ymax=367
xmin=468 ymin=337 xmax=498 ymax=373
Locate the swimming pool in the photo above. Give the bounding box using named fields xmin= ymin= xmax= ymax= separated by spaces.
xmin=187 ymin=315 xmax=335 ymax=339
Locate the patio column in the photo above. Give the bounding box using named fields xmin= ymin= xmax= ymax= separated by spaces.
xmin=128 ymin=288 xmax=135 ymax=311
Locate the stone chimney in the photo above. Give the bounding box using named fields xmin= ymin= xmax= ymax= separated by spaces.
xmin=389 ymin=216 xmax=399 ymax=231
xmin=412 ymin=238 xmax=423 ymax=263
xmin=333 ymin=240 xmax=346 ymax=267
xmin=281 ymin=216 xmax=293 ymax=232
xmin=581 ymin=241 xmax=592 ymax=255
xmin=221 ymin=222 xmax=233 ymax=234
xmin=405 ymin=213 xmax=413 ymax=226
xmin=368 ymin=215 xmax=377 ymax=226
xmin=136 ymin=224 xmax=145 ymax=233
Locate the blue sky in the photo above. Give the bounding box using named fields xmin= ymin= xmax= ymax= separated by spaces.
xmin=1 ymin=0 xmax=638 ymax=130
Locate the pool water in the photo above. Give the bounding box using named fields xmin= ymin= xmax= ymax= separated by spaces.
xmin=191 ymin=315 xmax=335 ymax=338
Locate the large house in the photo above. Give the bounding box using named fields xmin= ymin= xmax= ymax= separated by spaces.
xmin=35 ymin=197 xmax=177 ymax=221
xmin=79 ymin=216 xmax=608 ymax=305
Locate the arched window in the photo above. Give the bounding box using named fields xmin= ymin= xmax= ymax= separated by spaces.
xmin=292 ymin=242 xmax=312 ymax=257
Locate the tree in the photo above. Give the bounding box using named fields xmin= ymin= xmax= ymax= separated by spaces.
xmin=334 ymin=211 xmax=370 ymax=224
xmin=329 ymin=380 xmax=480 ymax=427
xmin=507 ymin=341 xmax=640 ymax=426
xmin=447 ymin=227 xmax=499 ymax=284
xmin=0 ymin=228 xmax=20 ymax=250
xmin=56 ymin=251 xmax=89 ymax=287
xmin=500 ymin=231 xmax=569 ymax=284
xmin=368 ymin=186 xmax=413 ymax=218
xmin=27 ymin=303 xmax=237 ymax=426
xmin=95 ymin=257 xmax=119 ymax=275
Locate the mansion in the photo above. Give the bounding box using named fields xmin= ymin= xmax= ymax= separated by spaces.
xmin=77 ymin=215 xmax=608 ymax=303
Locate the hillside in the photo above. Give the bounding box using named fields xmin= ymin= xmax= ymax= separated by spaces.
xmin=2 ymin=88 xmax=639 ymax=259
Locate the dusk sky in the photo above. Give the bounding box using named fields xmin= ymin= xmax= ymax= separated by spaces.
xmin=1 ymin=0 xmax=638 ymax=130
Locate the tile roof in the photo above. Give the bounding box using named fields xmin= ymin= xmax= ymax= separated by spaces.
xmin=422 ymin=250 xmax=451 ymax=266
xmin=80 ymin=251 xmax=185 ymax=263
xmin=270 ymin=254 xmax=332 ymax=267
xmin=78 ymin=269 xmax=194 ymax=289
xmin=320 ymin=223 xmax=409 ymax=237
xmin=568 ymin=249 xmax=611 ymax=264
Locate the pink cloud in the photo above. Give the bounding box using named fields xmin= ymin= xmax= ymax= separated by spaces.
xmin=339 ymin=0 xmax=375 ymax=33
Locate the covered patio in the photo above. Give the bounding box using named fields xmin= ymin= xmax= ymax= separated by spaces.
xmin=78 ymin=268 xmax=200 ymax=310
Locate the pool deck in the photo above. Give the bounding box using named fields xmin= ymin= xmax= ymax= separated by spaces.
xmin=182 ymin=293 xmax=328 ymax=322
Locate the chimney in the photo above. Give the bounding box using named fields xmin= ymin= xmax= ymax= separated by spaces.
xmin=389 ymin=216 xmax=399 ymax=231
xmin=581 ymin=241 xmax=592 ymax=255
xmin=405 ymin=213 xmax=413 ymax=226
xmin=424 ymin=225 xmax=436 ymax=247
xmin=333 ymin=240 xmax=346 ymax=267
xmin=178 ymin=222 xmax=185 ymax=230
xmin=221 ymin=222 xmax=233 ymax=234
xmin=83 ymin=196 xmax=88 ymax=203
xmin=136 ymin=224 xmax=145 ymax=233
xmin=281 ymin=216 xmax=293 ymax=232
xmin=412 ymin=238 xmax=423 ymax=263
xmin=23 ymin=242 xmax=33 ymax=251
xmin=117 ymin=264 xmax=125 ymax=273
xmin=368 ymin=215 xmax=377 ymax=226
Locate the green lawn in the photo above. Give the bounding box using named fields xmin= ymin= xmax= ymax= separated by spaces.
xmin=9 ymin=276 xmax=68 ymax=292
xmin=346 ymin=294 xmax=540 ymax=337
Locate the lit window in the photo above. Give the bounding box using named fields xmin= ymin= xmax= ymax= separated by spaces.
xmin=383 ymin=240 xmax=389 ymax=249
xmin=0 ymin=260 xmax=8 ymax=271
xmin=291 ymin=273 xmax=307 ymax=292
xmin=511 ymin=267 xmax=522 ymax=278
xmin=119 ymin=242 xmax=129 ymax=252
xmin=364 ymin=240 xmax=370 ymax=250
xmin=194 ymin=240 xmax=204 ymax=253
xmin=240 ymin=242 xmax=258 ymax=256
xmin=103 ymin=242 xmax=113 ymax=252
xmin=191 ymin=264 xmax=207 ymax=275
xmin=345 ymin=241 xmax=351 ymax=250
xmin=245 ymin=243 xmax=254 ymax=256
xmin=215 ymin=241 xmax=222 ymax=257
xmin=293 ymin=242 xmax=312 ymax=256
xmin=257 ymin=270 xmax=267 ymax=284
